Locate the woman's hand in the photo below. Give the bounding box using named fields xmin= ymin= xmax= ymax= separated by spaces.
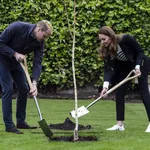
xmin=134 ymin=68 xmax=141 ymax=77
xmin=100 ymin=88 xmax=108 ymax=97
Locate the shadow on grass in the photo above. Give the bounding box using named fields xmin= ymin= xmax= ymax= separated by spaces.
xmin=50 ymin=135 xmax=98 ymax=142
xmin=31 ymin=130 xmax=100 ymax=142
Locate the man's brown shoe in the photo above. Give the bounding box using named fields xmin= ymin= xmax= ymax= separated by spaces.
xmin=6 ymin=127 xmax=23 ymax=134
xmin=17 ymin=122 xmax=37 ymax=129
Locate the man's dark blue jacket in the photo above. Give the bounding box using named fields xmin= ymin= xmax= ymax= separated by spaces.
xmin=0 ymin=21 xmax=44 ymax=81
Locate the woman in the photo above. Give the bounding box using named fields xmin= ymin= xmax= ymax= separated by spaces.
xmin=98 ymin=26 xmax=150 ymax=132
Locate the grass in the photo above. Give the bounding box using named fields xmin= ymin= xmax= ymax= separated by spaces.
xmin=0 ymin=98 xmax=150 ymax=150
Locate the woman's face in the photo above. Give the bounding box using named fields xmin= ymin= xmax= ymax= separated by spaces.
xmin=98 ymin=34 xmax=112 ymax=47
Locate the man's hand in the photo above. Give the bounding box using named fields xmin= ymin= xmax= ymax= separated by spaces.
xmin=30 ymin=83 xmax=38 ymax=96
xmin=100 ymin=88 xmax=108 ymax=97
xmin=29 ymin=81 xmax=38 ymax=96
xmin=14 ymin=52 xmax=25 ymax=62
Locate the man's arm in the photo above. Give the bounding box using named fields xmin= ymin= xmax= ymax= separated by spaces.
xmin=32 ymin=45 xmax=44 ymax=82
xmin=0 ymin=22 xmax=20 ymax=58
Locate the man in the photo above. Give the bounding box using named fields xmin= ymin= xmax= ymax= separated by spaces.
xmin=0 ymin=20 xmax=53 ymax=134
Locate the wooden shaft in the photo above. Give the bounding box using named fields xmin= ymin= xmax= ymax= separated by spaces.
xmin=20 ymin=62 xmax=32 ymax=90
xmin=86 ymin=70 xmax=139 ymax=109
xmin=20 ymin=57 xmax=43 ymax=120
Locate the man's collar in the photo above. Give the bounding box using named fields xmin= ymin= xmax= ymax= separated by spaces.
xmin=30 ymin=31 xmax=36 ymax=39
xmin=29 ymin=24 xmax=36 ymax=39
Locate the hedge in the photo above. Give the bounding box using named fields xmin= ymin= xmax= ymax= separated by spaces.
xmin=0 ymin=0 xmax=150 ymax=92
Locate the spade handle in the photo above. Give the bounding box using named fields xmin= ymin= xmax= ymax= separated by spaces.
xmin=20 ymin=57 xmax=43 ymax=120
xmin=86 ymin=70 xmax=140 ymax=109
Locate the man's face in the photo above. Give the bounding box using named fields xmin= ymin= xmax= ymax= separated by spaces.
xmin=35 ymin=27 xmax=51 ymax=42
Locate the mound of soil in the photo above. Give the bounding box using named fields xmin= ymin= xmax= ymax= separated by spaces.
xmin=49 ymin=117 xmax=92 ymax=130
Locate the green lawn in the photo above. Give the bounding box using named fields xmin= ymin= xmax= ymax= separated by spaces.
xmin=0 ymin=98 xmax=150 ymax=150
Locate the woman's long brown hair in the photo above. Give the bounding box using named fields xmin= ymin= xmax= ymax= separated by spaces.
xmin=98 ymin=26 xmax=122 ymax=59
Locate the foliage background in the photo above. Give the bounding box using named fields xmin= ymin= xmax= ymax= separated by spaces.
xmin=0 ymin=0 xmax=150 ymax=92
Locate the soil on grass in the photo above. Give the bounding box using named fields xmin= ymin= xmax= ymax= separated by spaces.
xmin=49 ymin=117 xmax=92 ymax=130
xmin=50 ymin=135 xmax=98 ymax=142
xmin=49 ymin=118 xmax=97 ymax=142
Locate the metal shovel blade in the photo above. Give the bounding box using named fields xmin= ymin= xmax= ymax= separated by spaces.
xmin=38 ymin=119 xmax=53 ymax=138
xmin=70 ymin=106 xmax=89 ymax=118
